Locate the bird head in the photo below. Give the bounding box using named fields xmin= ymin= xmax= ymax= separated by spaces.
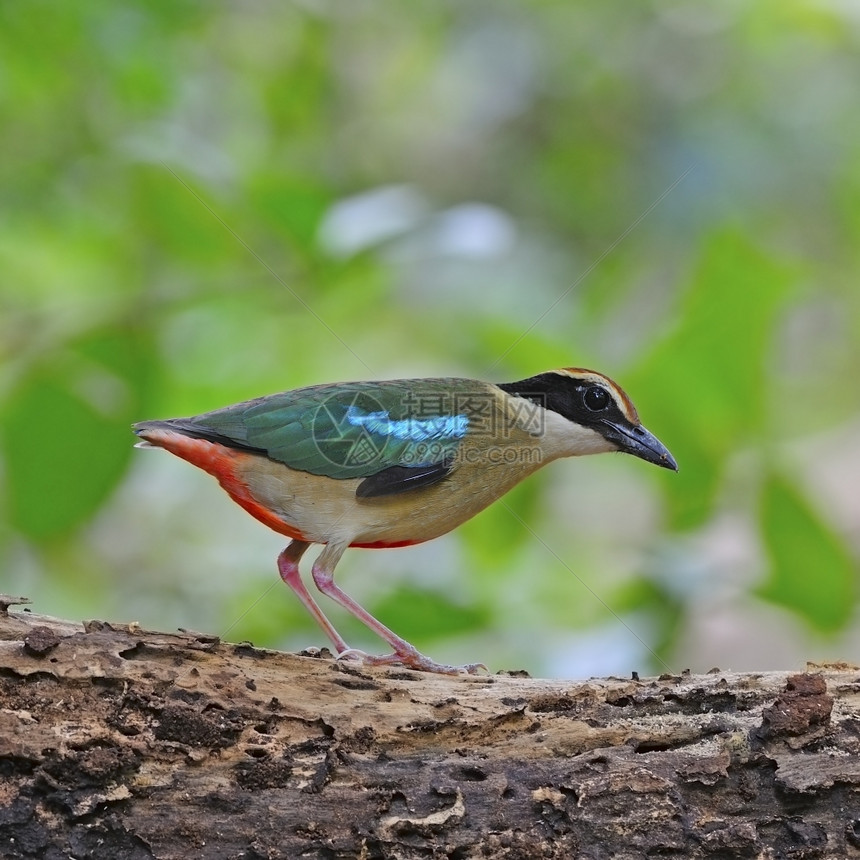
xmin=498 ymin=368 xmax=677 ymax=471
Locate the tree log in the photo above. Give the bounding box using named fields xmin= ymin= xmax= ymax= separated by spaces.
xmin=1 ymin=596 xmax=859 ymax=859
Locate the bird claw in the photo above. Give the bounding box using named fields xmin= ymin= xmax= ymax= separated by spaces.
xmin=334 ymin=647 xmax=370 ymax=663
xmin=334 ymin=647 xmax=487 ymax=675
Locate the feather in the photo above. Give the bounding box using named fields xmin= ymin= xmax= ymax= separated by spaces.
xmin=356 ymin=462 xmax=453 ymax=499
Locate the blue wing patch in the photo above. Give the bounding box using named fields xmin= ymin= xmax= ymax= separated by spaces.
xmin=345 ymin=405 xmax=468 ymax=443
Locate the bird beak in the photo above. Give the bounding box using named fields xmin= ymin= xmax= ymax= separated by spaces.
xmin=601 ymin=420 xmax=678 ymax=472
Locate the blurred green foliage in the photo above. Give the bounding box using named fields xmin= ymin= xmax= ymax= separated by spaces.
xmin=758 ymin=473 xmax=856 ymax=633
xmin=628 ymin=229 xmax=796 ymax=529
xmin=1 ymin=2 xmax=859 ymax=677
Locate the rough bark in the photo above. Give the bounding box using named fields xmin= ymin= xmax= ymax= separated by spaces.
xmin=1 ymin=595 xmax=859 ymax=860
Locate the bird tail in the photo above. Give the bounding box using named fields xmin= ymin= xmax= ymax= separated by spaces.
xmin=132 ymin=420 xmax=171 ymax=449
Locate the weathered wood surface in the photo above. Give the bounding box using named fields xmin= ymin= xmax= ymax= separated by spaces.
xmin=1 ymin=595 xmax=859 ymax=859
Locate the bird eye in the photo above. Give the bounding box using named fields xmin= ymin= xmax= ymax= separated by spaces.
xmin=583 ymin=385 xmax=610 ymax=412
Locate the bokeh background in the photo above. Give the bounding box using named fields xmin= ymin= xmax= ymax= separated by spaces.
xmin=2 ymin=1 xmax=860 ymax=678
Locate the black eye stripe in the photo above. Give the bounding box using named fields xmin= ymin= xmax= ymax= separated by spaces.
xmin=496 ymin=372 xmax=628 ymax=429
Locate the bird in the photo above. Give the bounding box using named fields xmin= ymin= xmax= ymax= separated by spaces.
xmin=133 ymin=368 xmax=676 ymax=674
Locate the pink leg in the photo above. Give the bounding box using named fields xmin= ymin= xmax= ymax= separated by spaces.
xmin=310 ymin=543 xmax=484 ymax=675
xmin=277 ymin=541 xmax=350 ymax=654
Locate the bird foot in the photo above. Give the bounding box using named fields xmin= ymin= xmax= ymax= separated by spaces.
xmin=335 ymin=647 xmax=486 ymax=675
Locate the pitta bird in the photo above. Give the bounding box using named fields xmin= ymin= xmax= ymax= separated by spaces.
xmin=134 ymin=368 xmax=676 ymax=673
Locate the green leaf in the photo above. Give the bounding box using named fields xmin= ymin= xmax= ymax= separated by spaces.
xmin=610 ymin=575 xmax=684 ymax=664
xmin=459 ymin=476 xmax=541 ymax=570
xmin=627 ymin=228 xmax=796 ymax=529
xmin=250 ymin=173 xmax=332 ymax=249
xmin=1 ymin=327 xmax=153 ymax=540
xmin=757 ymin=472 xmax=856 ymax=633
xmin=227 ymin=578 xmax=320 ymax=647
xmin=371 ymin=584 xmax=492 ymax=642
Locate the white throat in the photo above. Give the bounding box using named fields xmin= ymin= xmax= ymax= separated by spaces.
xmin=532 ymin=406 xmax=616 ymax=461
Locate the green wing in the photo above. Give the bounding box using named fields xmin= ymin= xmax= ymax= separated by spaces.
xmin=165 ymin=379 xmax=477 ymax=484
